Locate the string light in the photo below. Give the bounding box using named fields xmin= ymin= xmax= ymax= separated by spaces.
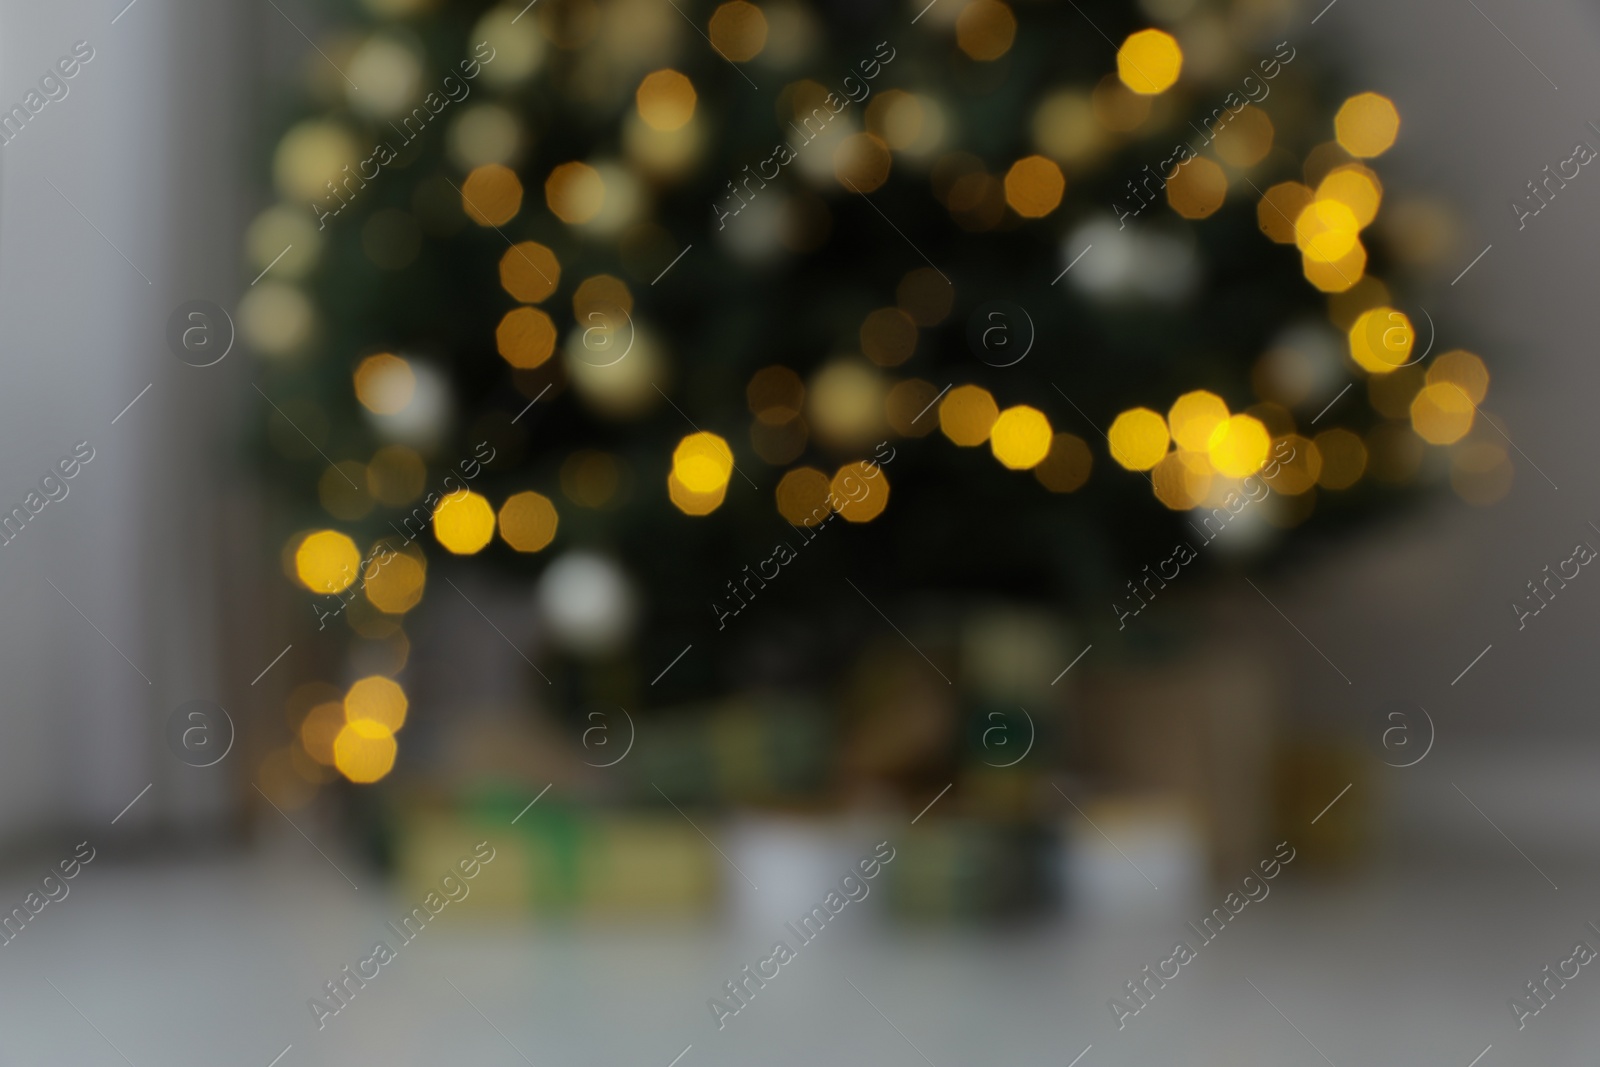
xmin=1003 ymin=156 xmax=1066 ymax=218
xmin=1168 ymin=391 xmax=1230 ymax=452
xmin=365 ymin=548 xmax=426 ymax=613
xmin=1206 ymin=414 xmax=1271 ymax=477
xmin=831 ymin=462 xmax=890 ymax=522
xmin=1335 ymin=92 xmax=1400 ymax=158
xmin=499 ymin=491 xmax=560 ymax=552
xmin=499 ymin=242 xmax=560 ymax=303
xmin=939 ymin=385 xmax=999 ymax=446
xmin=345 ymin=676 xmax=407 ymax=732
xmin=636 ymin=69 xmax=697 ymax=132
xmin=1116 ymin=29 xmax=1182 ymax=94
xmin=295 ymin=530 xmax=360 ymax=593
xmin=957 ymin=0 xmax=1017 ymax=62
xmin=990 ymin=405 xmax=1053 ymax=469
xmin=496 ymin=307 xmax=557 ymax=369
xmin=1108 ymin=407 xmax=1169 ymax=470
xmin=333 ymin=719 xmax=397 ymax=783
xmin=672 ymin=432 xmax=735 ymax=494
xmin=461 ymin=163 xmax=523 ymax=226
xmin=433 ymin=491 xmax=496 ymax=554
xmin=1349 ymin=306 xmax=1414 ymax=374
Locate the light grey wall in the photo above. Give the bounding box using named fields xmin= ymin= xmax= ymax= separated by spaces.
xmin=1264 ymin=0 xmax=1600 ymax=854
xmin=0 ymin=0 xmax=248 ymax=849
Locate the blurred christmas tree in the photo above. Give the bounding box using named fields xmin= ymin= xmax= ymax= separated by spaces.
xmin=245 ymin=0 xmax=1505 ymax=802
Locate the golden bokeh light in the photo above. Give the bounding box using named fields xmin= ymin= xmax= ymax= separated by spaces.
xmin=461 ymin=163 xmax=523 ymax=226
xmin=1427 ymin=350 xmax=1489 ymax=404
xmin=673 ymin=432 xmax=735 ymax=493
xmin=990 ymin=405 xmax=1052 ymax=470
xmin=668 ymin=470 xmax=726 ymax=516
xmin=776 ymin=467 xmax=832 ymax=526
xmin=835 ymin=132 xmax=893 ymax=193
xmin=748 ymin=365 xmax=805 ymax=422
xmin=320 ymin=461 xmax=373 ymax=521
xmin=1206 ymin=414 xmax=1271 ymax=477
xmin=274 ymin=120 xmax=361 ymax=202
xmin=1167 ymin=156 xmax=1228 ymax=219
xmin=448 ymin=103 xmax=524 ymax=170
xmin=1295 ymin=200 xmax=1360 ymax=262
xmin=1410 ymin=382 xmax=1476 ymax=445
xmin=1003 ymin=155 xmax=1066 ymax=218
xmin=860 ymin=307 xmax=918 ymax=367
xmin=367 ymin=445 xmax=425 ymax=506
xmin=499 ymin=490 xmax=560 ymax=552
xmin=433 ymin=491 xmax=496 ymax=554
xmin=295 ymin=530 xmax=360 ymax=594
xmin=499 ymin=241 xmax=560 ymax=303
xmin=1168 ymin=391 xmax=1230 ymax=453
xmin=354 ymin=353 xmax=415 ymax=415
xmin=1035 ymin=433 xmax=1093 ymax=492
xmin=897 ymin=268 xmax=954 ymax=326
xmin=867 ymin=90 xmax=926 ymax=151
xmin=886 ymin=378 xmax=941 ymax=438
xmin=831 ymin=462 xmax=890 ymax=523
xmin=472 ymin=4 xmax=545 ymax=85
xmin=1212 ymin=105 xmax=1274 ymax=168
xmin=238 ymin=283 xmax=313 ymax=358
xmin=1258 ymin=181 xmax=1314 ymax=244
xmin=956 ymin=0 xmax=1017 ymax=61
xmin=1349 ymin=306 xmax=1414 ymax=374
xmin=345 ymin=675 xmax=408 ymax=732
xmin=1031 ymin=89 xmax=1100 ymax=165
xmin=1302 ymin=239 xmax=1366 ymax=293
xmin=1317 ymin=165 xmax=1382 ymax=229
xmin=939 ymin=385 xmax=1000 ymax=447
xmin=1108 ymin=407 xmax=1169 ymax=471
xmin=573 ymin=274 xmax=634 ymax=322
xmin=808 ymin=361 xmax=886 ymax=449
xmin=1264 ymin=435 xmax=1322 ymax=494
xmin=636 ymin=69 xmax=697 ymax=132
xmin=1314 ymin=427 xmax=1367 ymax=489
xmin=1152 ymin=451 xmax=1210 ymax=510
xmin=496 ymin=306 xmax=557 ymax=369
xmin=708 ymin=1 xmax=768 ymax=62
xmin=545 ymin=161 xmax=605 ymax=224
xmin=1117 ymin=28 xmax=1182 ymax=95
xmin=300 ymin=701 xmax=346 ymax=766
xmin=625 ymin=110 xmax=704 ymax=179
xmin=1335 ymin=92 xmax=1400 ymax=158
xmin=333 ymin=719 xmax=397 ymax=784
xmin=365 ymin=547 xmax=426 ymax=614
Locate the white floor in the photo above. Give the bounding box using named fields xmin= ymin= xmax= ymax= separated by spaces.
xmin=0 ymin=845 xmax=1593 ymax=1067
